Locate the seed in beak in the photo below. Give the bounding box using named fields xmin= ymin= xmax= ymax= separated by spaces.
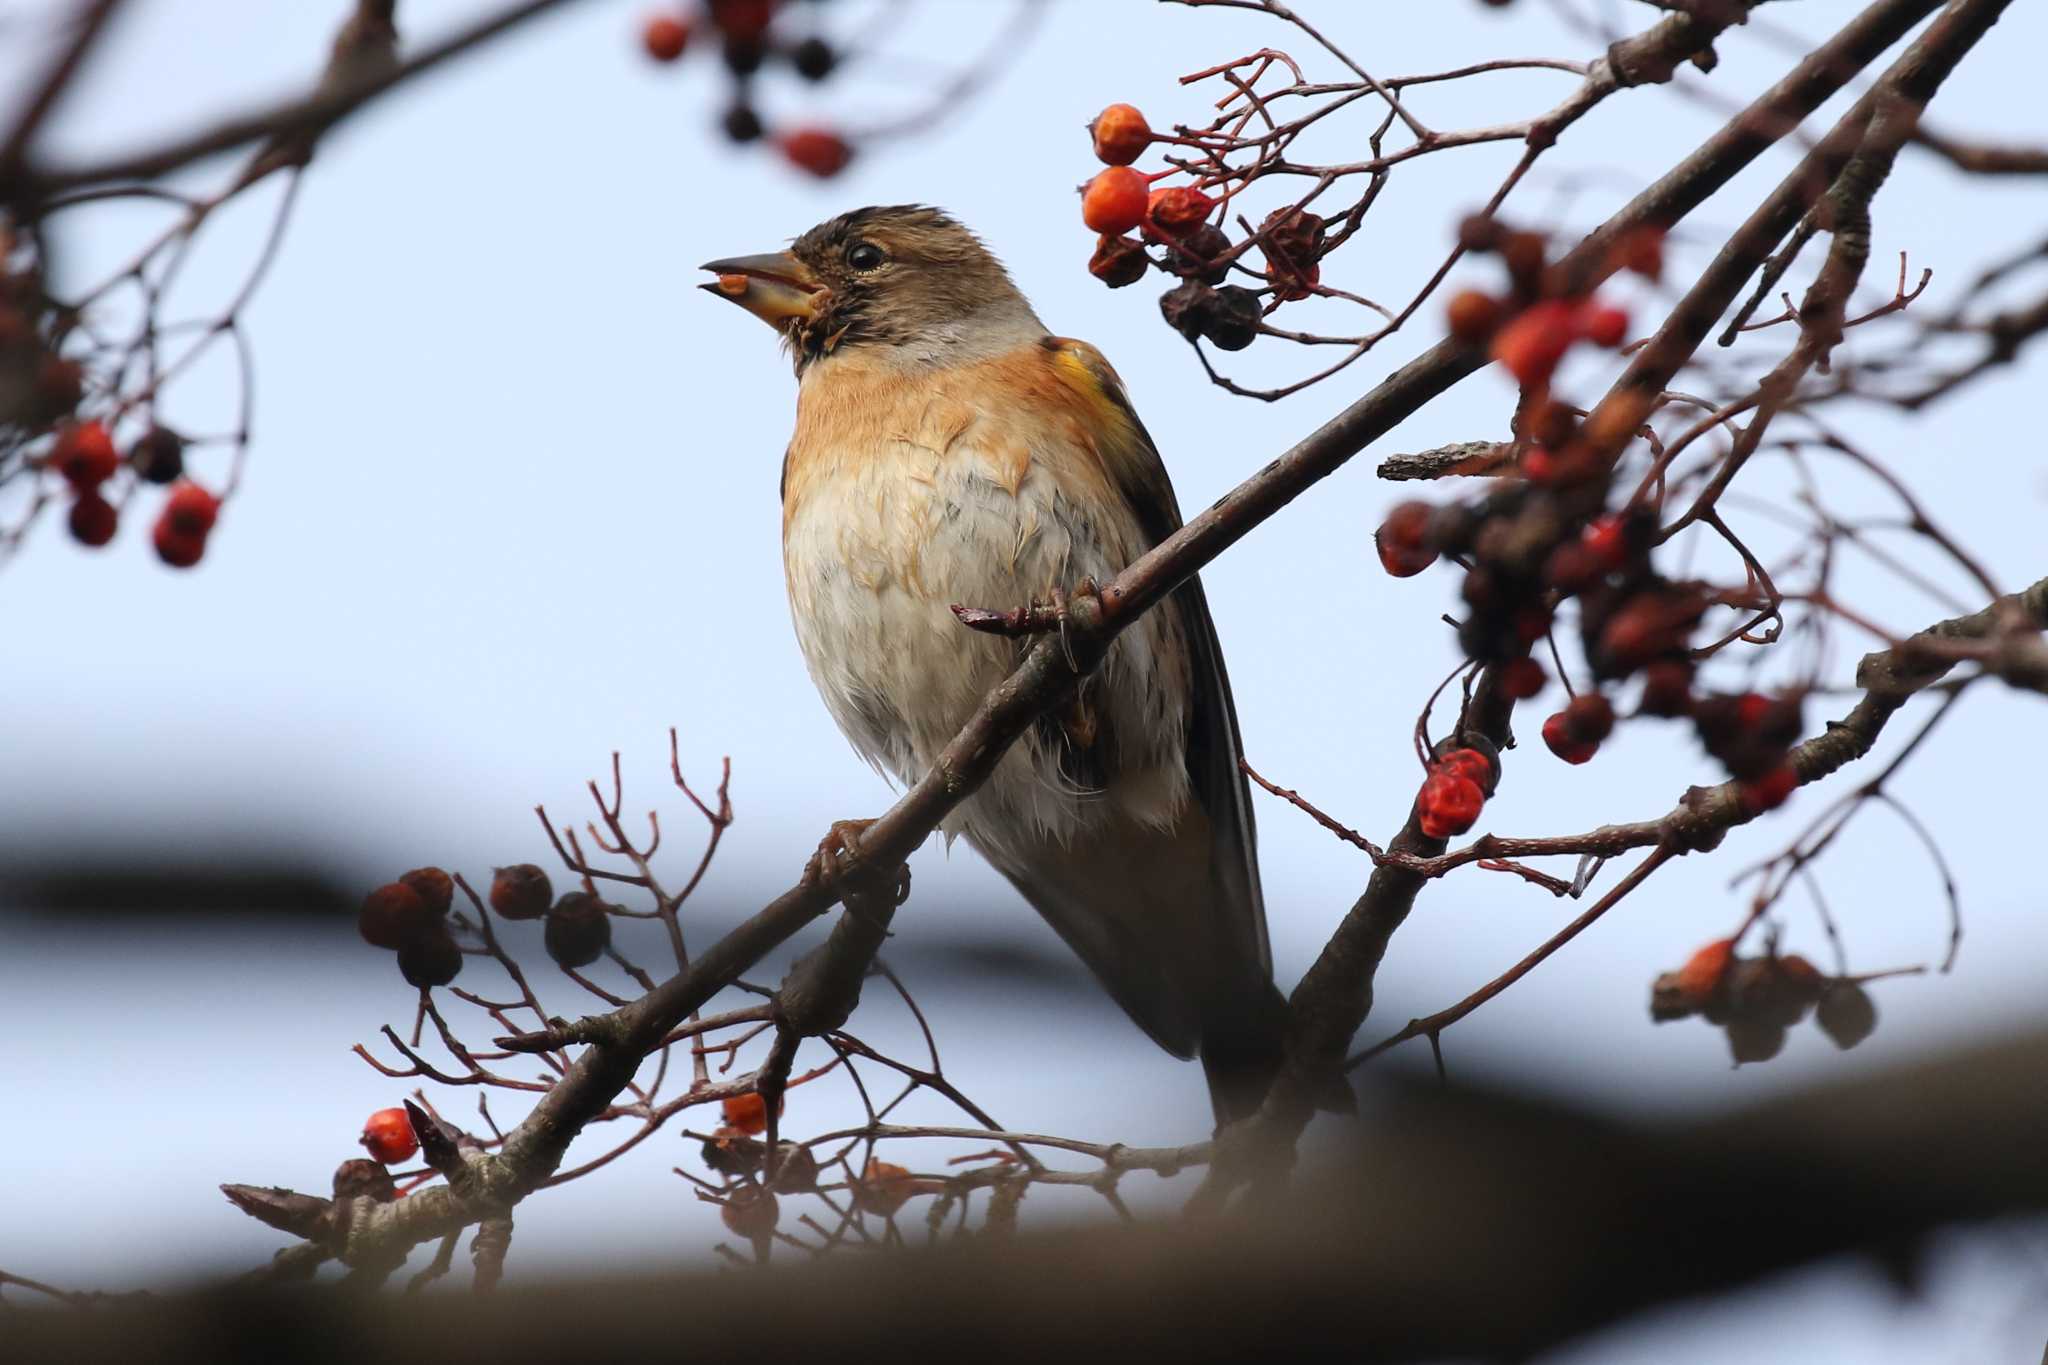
xmin=715 ymin=273 xmax=750 ymax=297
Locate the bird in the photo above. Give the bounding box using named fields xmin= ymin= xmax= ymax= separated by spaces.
xmin=701 ymin=205 xmax=1285 ymax=1123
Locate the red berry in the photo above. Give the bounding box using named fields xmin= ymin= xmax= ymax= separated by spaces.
xmin=1638 ymin=659 xmax=1696 ymax=717
xmin=1674 ymin=937 xmax=1734 ymax=1002
xmin=1562 ymin=693 xmax=1615 ymax=743
xmin=152 ymin=519 xmax=206 ymax=569
xmin=1616 ymin=226 xmax=1665 ymax=282
xmin=1521 ymin=446 xmax=1560 ymax=484
xmin=489 ymin=863 xmax=553 ymax=920
xmin=358 ymin=881 xmax=434 ymax=950
xmin=1490 ymin=299 xmax=1577 ymax=389
xmin=398 ymin=866 xmax=455 ymax=915
xmin=1578 ymin=302 xmax=1629 ymax=348
xmin=1541 ymin=711 xmax=1598 ymax=764
xmin=68 ymin=492 xmax=117 ymax=547
xmin=720 ymin=1185 xmax=779 ymax=1241
xmin=360 ymin=1107 xmax=419 ymax=1164
xmin=1144 ymin=185 xmax=1214 ymax=239
xmin=53 ymin=421 xmax=119 ymax=488
xmin=1090 ymin=103 xmax=1151 ymax=166
xmin=1375 ymin=499 xmax=1436 ymax=577
xmin=1735 ymin=691 xmax=1772 ymax=732
xmin=1081 ymin=167 xmax=1148 ymax=236
xmin=777 ymin=127 xmax=852 ymax=179
xmin=1434 ymin=746 xmax=1495 ymax=792
xmin=1497 ymin=655 xmax=1546 ymax=700
xmin=1582 ymin=515 xmax=1629 ymax=571
xmin=163 ymin=480 xmax=220 ymax=536
xmin=1446 ymin=289 xmax=1503 ymax=345
xmin=721 ymin=1090 xmax=783 ymax=1137
xmin=707 ymin=0 xmax=775 ymax=40
xmin=1417 ymin=771 xmax=1485 ymax=840
xmin=640 ymin=12 xmax=691 ymax=62
xmin=1739 ymin=763 xmax=1799 ymax=813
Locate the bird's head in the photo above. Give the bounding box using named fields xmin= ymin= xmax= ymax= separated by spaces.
xmin=700 ymin=205 xmax=1037 ymax=371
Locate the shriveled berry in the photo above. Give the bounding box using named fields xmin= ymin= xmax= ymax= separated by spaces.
xmin=1090 ymin=103 xmax=1151 ymax=166
xmin=544 ymin=890 xmax=612 ymax=968
xmin=489 ymin=863 xmax=553 ymax=920
xmin=129 ymin=426 xmax=185 ymax=484
xmin=1417 ymin=771 xmax=1484 ymax=840
xmin=790 ymin=35 xmax=836 ymax=81
xmin=1376 ymin=500 xmax=1436 ymax=578
xmin=1637 ymin=659 xmax=1695 ymax=717
xmin=68 ymin=492 xmax=117 ymax=547
xmin=1088 ymin=234 xmax=1149 ymax=289
xmin=721 ymin=103 xmax=764 ymax=143
xmin=1081 ymin=167 xmax=1148 ymax=235
xmin=1434 ymin=746 xmax=1496 ymax=793
xmin=1497 ymin=655 xmax=1546 ymax=700
xmin=358 ymin=881 xmax=433 ymax=950
xmin=703 ymin=1125 xmax=765 ymax=1178
xmin=1167 ymin=222 xmax=1233 ymax=285
xmin=1491 ymin=299 xmax=1577 ymax=388
xmin=778 ymin=127 xmax=852 ymax=178
xmin=1456 ymin=213 xmax=1505 ymax=253
xmin=720 ymin=1185 xmax=779 ymax=1241
xmin=767 ymin=1141 xmax=820 ymax=1194
xmin=1739 ymin=763 xmax=1799 ymax=814
xmin=333 ymin=1157 xmax=399 ymax=1203
xmin=1446 ymin=289 xmax=1503 ymax=345
xmin=1816 ymin=982 xmax=1877 ymax=1050
xmin=721 ymin=1090 xmax=783 ymax=1137
xmin=163 ymin=480 xmax=220 ymax=536
xmin=1498 ymin=230 xmax=1547 ymax=288
xmin=1144 ymin=185 xmax=1214 ymax=238
xmin=1202 ymin=285 xmax=1262 ymax=351
xmin=855 ymin=1159 xmax=917 ymax=1218
xmin=398 ymin=926 xmax=462 ymax=988
xmin=1541 ymin=711 xmax=1598 ymax=764
xmin=1725 ymin=1016 xmax=1786 ymax=1065
xmin=398 ymin=866 xmax=454 ymax=915
xmin=641 ymin=12 xmax=691 ymax=62
xmin=1157 ymin=280 xmax=1215 ymax=342
xmin=53 ymin=420 xmax=118 ymax=488
xmin=1776 ymin=954 xmax=1825 ymax=1002
xmin=360 ymin=1106 xmax=419 ymax=1164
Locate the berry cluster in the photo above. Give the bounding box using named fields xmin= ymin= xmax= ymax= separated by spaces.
xmin=638 ymin=1 xmax=851 ymax=178
xmin=1651 ymin=938 xmax=1879 ymax=1064
xmin=355 ymin=861 xmax=627 ymax=984
xmin=1077 ymin=103 xmax=1326 ymax=353
xmin=1373 ymin=219 xmax=1805 ymax=808
xmin=4 ymin=237 xmax=224 ymax=566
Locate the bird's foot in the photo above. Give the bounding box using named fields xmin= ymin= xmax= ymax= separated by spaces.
xmin=949 ymin=577 xmax=1105 ymax=642
xmin=802 ymin=818 xmax=910 ymax=909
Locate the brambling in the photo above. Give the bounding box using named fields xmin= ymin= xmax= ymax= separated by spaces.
xmin=703 ymin=206 xmax=1283 ymax=1121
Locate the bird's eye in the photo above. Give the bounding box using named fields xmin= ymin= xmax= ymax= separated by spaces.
xmin=845 ymin=242 xmax=886 ymax=272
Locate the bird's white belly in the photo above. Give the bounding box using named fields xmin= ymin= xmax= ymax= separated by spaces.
xmin=783 ymin=439 xmax=1189 ymax=855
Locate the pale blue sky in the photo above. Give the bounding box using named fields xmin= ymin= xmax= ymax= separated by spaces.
xmin=3 ymin=2 xmax=2044 ymax=1358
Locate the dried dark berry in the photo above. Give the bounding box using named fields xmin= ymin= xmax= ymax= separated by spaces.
xmin=790 ymin=35 xmax=836 ymax=80
xmin=398 ymin=925 xmax=462 ymax=988
xmin=544 ymin=890 xmax=612 ymax=968
xmin=1203 ymin=285 xmax=1263 ymax=351
xmin=489 ymin=863 xmax=553 ymax=920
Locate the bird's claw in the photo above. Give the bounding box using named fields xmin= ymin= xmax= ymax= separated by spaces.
xmin=803 ymin=818 xmax=909 ymax=907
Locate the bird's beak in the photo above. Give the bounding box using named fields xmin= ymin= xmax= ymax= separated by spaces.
xmin=698 ymin=250 xmax=826 ymax=329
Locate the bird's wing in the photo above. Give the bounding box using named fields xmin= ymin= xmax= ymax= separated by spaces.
xmin=1037 ymin=336 xmax=1273 ymax=992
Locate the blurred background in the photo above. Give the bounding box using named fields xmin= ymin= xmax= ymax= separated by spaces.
xmin=2 ymin=1 xmax=2044 ymax=1358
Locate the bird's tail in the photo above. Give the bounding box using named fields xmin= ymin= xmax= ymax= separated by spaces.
xmin=1199 ymin=980 xmax=1290 ymax=1128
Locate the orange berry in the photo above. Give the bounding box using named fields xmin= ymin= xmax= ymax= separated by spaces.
xmin=68 ymin=492 xmax=117 ymax=547
xmin=358 ymin=881 xmax=433 ymax=950
xmin=1446 ymin=289 xmax=1503 ymax=345
xmin=777 ymin=126 xmax=852 ymax=179
xmin=489 ymin=863 xmax=553 ymax=920
xmin=1674 ymin=938 xmax=1735 ymax=1002
xmin=1090 ymin=103 xmax=1151 ymax=166
xmin=1616 ymin=226 xmax=1665 ymax=282
xmin=720 ymin=1185 xmax=779 ymax=1241
xmin=1081 ymin=167 xmax=1147 ymax=235
xmin=855 ymin=1158 xmax=917 ymax=1218
xmin=1416 ymin=771 xmax=1484 ymax=840
xmin=360 ymin=1106 xmax=419 ymax=1165
xmin=399 ymin=866 xmax=454 ymax=915
xmin=721 ymin=1090 xmax=783 ymax=1137
xmin=640 ymin=12 xmax=691 ymax=62
xmin=1490 ymin=299 xmax=1577 ymax=389
xmin=1144 ymin=185 xmax=1214 ymax=238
